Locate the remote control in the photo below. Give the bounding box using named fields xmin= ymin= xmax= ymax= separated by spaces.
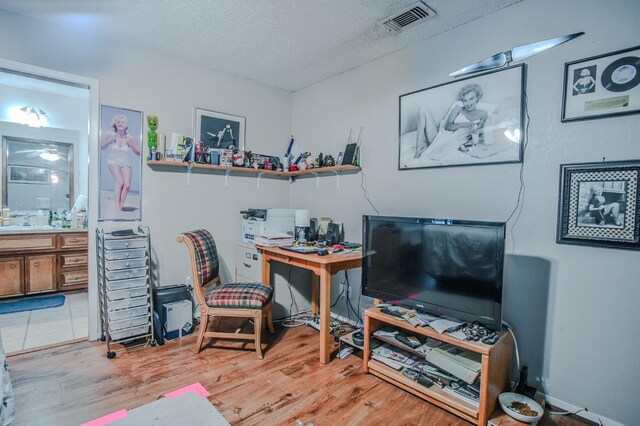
xmin=402 ymin=369 xmax=420 ymax=380
xmin=380 ymin=307 xmax=405 ymax=318
xmin=417 ymin=376 xmax=434 ymax=388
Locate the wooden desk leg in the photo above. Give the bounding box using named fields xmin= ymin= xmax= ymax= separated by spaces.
xmin=319 ymin=264 xmax=331 ymax=364
xmin=262 ymin=256 xmax=271 ymax=287
xmin=310 ymin=273 xmax=319 ymax=316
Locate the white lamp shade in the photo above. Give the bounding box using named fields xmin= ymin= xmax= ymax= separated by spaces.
xmin=295 ymin=209 xmax=310 ymax=227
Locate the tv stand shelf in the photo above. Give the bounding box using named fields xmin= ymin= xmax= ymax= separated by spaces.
xmin=363 ymin=307 xmax=513 ymax=426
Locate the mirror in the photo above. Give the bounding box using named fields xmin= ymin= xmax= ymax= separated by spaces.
xmin=0 ymin=67 xmax=90 ymax=225
xmin=2 ymin=137 xmax=74 ymax=212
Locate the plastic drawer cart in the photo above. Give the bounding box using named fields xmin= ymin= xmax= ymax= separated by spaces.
xmin=97 ymin=226 xmax=154 ymax=358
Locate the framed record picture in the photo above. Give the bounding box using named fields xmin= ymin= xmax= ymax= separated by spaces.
xmin=562 ymin=45 xmax=640 ymax=122
xmin=557 ymin=160 xmax=640 ymax=250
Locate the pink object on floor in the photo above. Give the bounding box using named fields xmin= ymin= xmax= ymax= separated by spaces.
xmin=81 ymin=409 xmax=128 ymax=426
xmin=164 ymin=382 xmax=210 ymax=399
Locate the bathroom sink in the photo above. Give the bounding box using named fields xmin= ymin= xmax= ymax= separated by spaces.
xmin=0 ymin=225 xmax=54 ymax=231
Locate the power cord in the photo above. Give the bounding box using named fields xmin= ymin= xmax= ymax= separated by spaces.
xmin=278 ymin=311 xmax=313 ymax=328
xmin=359 ymin=169 xmax=380 ymax=214
xmin=344 ymin=271 xmax=362 ymax=326
xmin=286 ymin=265 xmax=299 ymax=317
xmin=502 ymin=320 xmax=604 ymax=426
xmin=502 ymin=321 xmax=520 ymax=379
xmin=546 ymin=406 xmax=603 ymax=426
xmin=504 ymin=89 xmax=530 ymax=255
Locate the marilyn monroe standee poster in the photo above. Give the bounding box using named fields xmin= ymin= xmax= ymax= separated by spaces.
xmin=99 ymin=105 xmax=143 ymax=221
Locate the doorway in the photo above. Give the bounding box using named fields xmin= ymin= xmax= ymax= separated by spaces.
xmin=0 ymin=60 xmax=99 ymax=353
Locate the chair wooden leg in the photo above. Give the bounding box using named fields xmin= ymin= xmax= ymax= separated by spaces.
xmin=267 ymin=306 xmax=275 ymax=334
xmin=194 ymin=314 xmax=209 ymax=354
xmin=254 ymin=313 xmax=263 ymax=359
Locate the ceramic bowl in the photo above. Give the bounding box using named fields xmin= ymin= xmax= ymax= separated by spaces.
xmin=498 ymin=392 xmax=543 ymax=423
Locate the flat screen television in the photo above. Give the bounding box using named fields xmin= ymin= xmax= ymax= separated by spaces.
xmin=362 ymin=215 xmax=505 ymax=331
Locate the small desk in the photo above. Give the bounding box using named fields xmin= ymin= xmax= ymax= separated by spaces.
xmin=258 ymin=246 xmax=362 ymax=364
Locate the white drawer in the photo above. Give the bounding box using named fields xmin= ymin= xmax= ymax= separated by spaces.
xmin=108 ymin=295 xmax=149 ymax=311
xmin=104 ymin=238 xmax=147 ymax=250
xmin=109 ymin=324 xmax=150 ymax=342
xmin=235 ymin=244 xmax=262 ymax=282
xmin=108 ymin=306 xmax=149 ymax=321
xmin=106 ymin=257 xmax=147 ymax=271
xmin=107 ymin=285 xmax=149 ymax=301
xmin=104 ymin=248 xmax=147 ymax=261
xmin=105 ymin=267 xmax=147 ymax=281
xmin=109 ymin=314 xmax=151 ymax=332
xmin=106 ymin=277 xmax=147 ymax=291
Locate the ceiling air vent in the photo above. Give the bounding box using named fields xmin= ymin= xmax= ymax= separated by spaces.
xmin=379 ymin=2 xmax=436 ymax=32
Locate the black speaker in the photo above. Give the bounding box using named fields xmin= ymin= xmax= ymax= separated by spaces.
xmin=308 ymin=218 xmax=318 ymax=241
xmin=327 ymin=222 xmax=341 ymax=246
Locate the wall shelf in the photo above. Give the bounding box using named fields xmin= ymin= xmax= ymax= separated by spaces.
xmin=146 ymin=160 xmax=360 ymax=185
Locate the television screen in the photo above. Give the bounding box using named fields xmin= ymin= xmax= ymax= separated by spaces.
xmin=362 ymin=215 xmax=505 ymax=330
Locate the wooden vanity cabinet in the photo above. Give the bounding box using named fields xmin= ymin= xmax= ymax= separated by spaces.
xmin=25 ymin=254 xmax=57 ymax=295
xmin=0 ymin=257 xmax=24 ymax=298
xmin=0 ymin=231 xmax=88 ymax=298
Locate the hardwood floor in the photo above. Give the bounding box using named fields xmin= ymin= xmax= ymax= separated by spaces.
xmin=7 ymin=323 xmax=590 ymax=425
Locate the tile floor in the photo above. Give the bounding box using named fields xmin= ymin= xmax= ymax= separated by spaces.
xmin=0 ymin=291 xmax=88 ymax=354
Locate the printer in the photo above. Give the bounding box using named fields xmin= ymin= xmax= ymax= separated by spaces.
xmin=241 ymin=208 xmax=295 ymax=244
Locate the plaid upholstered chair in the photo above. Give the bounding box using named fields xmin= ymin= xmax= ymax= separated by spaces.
xmin=177 ymin=229 xmax=275 ymax=358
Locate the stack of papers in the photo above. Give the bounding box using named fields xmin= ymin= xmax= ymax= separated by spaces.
xmin=254 ymin=233 xmax=294 ymax=246
xmin=371 ymin=343 xmax=421 ymax=370
xmin=425 ymin=343 xmax=482 ymax=384
xmin=429 ymin=319 xmax=464 ymax=334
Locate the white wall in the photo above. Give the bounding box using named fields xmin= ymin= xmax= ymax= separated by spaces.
xmin=0 ymin=10 xmax=293 ymax=330
xmin=1 ymin=1 xmax=639 ymax=423
xmin=291 ymin=0 xmax=640 ymax=424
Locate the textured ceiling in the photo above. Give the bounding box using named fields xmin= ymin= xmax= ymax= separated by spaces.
xmin=0 ymin=0 xmax=522 ymax=91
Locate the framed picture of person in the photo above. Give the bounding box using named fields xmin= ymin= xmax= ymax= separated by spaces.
xmin=562 ymin=45 xmax=640 ymax=122
xmin=557 ymin=160 xmax=640 ymax=250
xmin=398 ymin=64 xmax=525 ymax=170
xmin=99 ymin=105 xmax=143 ymax=221
xmin=194 ymin=108 xmax=245 ymax=151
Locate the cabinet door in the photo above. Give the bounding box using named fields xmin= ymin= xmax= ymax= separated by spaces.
xmin=25 ymin=255 xmax=57 ymax=295
xmin=0 ymin=257 xmax=24 ymax=298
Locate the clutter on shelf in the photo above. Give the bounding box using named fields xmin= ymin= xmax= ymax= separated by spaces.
xmin=155 ymin=133 xmax=359 ymax=171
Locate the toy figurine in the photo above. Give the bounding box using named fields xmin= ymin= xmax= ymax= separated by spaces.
xmin=147 ymin=115 xmax=158 ymax=160
xmin=324 ymin=155 xmax=335 ymax=166
xmin=306 ymin=155 xmax=316 ymax=169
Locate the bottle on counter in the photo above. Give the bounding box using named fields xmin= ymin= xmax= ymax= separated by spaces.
xmin=52 ymin=211 xmax=61 ymax=228
xmin=36 ymin=210 xmax=47 ymax=226
xmin=70 ymin=209 xmax=78 ymax=229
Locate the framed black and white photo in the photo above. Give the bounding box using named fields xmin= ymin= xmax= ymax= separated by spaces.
xmin=399 ymin=65 xmax=525 ymax=170
xmin=195 ymin=108 xmax=245 ymax=151
xmin=99 ymin=105 xmax=143 ymax=221
xmin=562 ymin=45 xmax=640 ymax=122
xmin=8 ymin=165 xmax=50 ymax=184
xmin=557 ymin=160 xmax=640 ymax=250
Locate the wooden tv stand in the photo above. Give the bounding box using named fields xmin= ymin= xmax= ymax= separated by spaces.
xmin=363 ymin=307 xmax=513 ymax=426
